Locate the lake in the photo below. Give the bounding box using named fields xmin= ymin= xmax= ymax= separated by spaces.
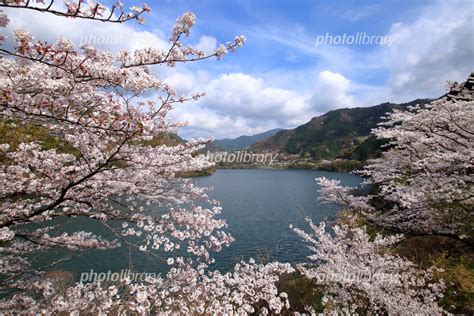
xmin=39 ymin=169 xmax=363 ymax=279
xmin=194 ymin=169 xmax=363 ymax=270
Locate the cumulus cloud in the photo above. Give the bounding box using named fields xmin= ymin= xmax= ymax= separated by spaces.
xmin=1 ymin=5 xmax=168 ymax=52
xmin=310 ymin=71 xmax=355 ymax=112
xmin=170 ymin=71 xmax=357 ymax=138
xmin=169 ymin=102 xmax=280 ymax=139
xmin=202 ymin=73 xmax=310 ymax=124
xmin=388 ymin=1 xmax=474 ymax=99
xmin=194 ymin=35 xmax=217 ymax=54
xmin=164 ymin=72 xmax=199 ymax=95
xmin=166 ymin=72 xmax=321 ymax=138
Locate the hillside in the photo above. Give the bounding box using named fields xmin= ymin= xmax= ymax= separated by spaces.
xmin=250 ymin=99 xmax=432 ymax=160
xmin=0 ymin=119 xmax=186 ymax=163
xmin=212 ymin=128 xmax=282 ymax=151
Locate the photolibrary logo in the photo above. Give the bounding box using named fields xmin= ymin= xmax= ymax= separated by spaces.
xmin=204 ymin=151 xmax=278 ymax=165
xmin=79 ymin=269 xmax=160 ymax=284
xmin=315 ymin=32 xmax=394 ymax=47
xmin=315 ymin=270 xmax=398 ymax=285
xmin=79 ymin=31 xmax=148 ymax=48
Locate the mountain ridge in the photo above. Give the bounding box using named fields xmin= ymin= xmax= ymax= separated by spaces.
xmin=211 ymin=128 xmax=283 ymax=151
xmin=250 ymin=99 xmax=434 ymax=161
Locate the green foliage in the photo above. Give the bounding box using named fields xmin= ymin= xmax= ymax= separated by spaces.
xmin=340 ymin=135 xmax=387 ymax=161
xmin=316 ymin=159 xmax=364 ymax=172
xmin=178 ymin=166 xmax=216 ymax=177
xmin=394 ymin=236 xmax=474 ymax=313
xmin=139 ymin=132 xmax=184 ymax=147
xmin=276 ymin=272 xmax=325 ymax=314
xmin=0 ymin=119 xmax=79 ymax=163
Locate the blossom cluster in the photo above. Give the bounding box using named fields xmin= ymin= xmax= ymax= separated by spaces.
xmin=1 ymin=260 xmax=294 ymax=314
xmin=0 ymin=3 xmax=295 ymax=315
xmin=0 ymin=0 xmax=150 ymax=24
xmin=292 ymin=220 xmax=446 ymax=314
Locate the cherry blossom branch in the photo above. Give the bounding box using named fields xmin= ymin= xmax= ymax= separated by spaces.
xmin=0 ymin=0 xmax=151 ymax=24
xmin=0 ymin=135 xmax=131 ymax=228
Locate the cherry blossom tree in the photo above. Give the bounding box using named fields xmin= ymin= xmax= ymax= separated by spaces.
xmin=0 ymin=1 xmax=294 ymax=313
xmin=289 ymin=76 xmax=473 ymax=314
xmin=315 ymin=75 xmax=473 ymax=241
xmin=292 ymin=220 xmax=446 ymax=315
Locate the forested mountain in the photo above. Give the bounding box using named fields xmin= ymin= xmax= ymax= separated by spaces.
xmin=250 ymin=99 xmax=433 ymax=160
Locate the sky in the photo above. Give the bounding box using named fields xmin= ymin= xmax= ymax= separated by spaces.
xmin=2 ymin=0 xmax=473 ymax=139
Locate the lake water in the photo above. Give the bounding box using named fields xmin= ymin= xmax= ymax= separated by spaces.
xmin=40 ymin=169 xmax=362 ymax=279
xmin=194 ymin=169 xmax=362 ymax=270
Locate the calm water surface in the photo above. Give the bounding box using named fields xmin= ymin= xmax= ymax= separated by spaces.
xmin=41 ymin=169 xmax=362 ymax=279
xmin=195 ymin=169 xmax=362 ymax=270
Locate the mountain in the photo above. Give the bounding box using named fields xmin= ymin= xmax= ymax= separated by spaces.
xmin=250 ymin=99 xmax=433 ymax=161
xmin=212 ymin=128 xmax=283 ymax=151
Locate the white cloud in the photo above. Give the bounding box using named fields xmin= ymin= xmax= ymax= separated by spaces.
xmin=171 ymin=71 xmax=358 ymax=139
xmin=164 ymin=72 xmax=198 ymax=95
xmin=310 ymin=71 xmax=355 ymax=112
xmin=202 ymin=73 xmax=310 ymax=123
xmin=194 ymin=35 xmax=217 ymax=54
xmin=250 ymin=0 xmax=472 ymax=105
xmin=169 ymin=102 xmax=279 ymax=139
xmin=167 ymin=72 xmax=319 ymax=138
xmin=2 ymin=6 xmax=169 ymax=52
xmin=387 ymin=1 xmax=474 ymax=99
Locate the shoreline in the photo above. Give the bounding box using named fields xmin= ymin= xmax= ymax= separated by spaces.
xmin=184 ymin=159 xmax=367 ymax=177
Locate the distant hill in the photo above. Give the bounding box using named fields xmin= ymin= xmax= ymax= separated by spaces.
xmin=250 ymin=99 xmax=433 ymax=160
xmin=212 ymin=128 xmax=283 ymax=151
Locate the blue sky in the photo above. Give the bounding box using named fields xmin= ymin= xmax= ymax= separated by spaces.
xmin=146 ymin=0 xmax=423 ymax=90
xmin=3 ymin=0 xmax=473 ymax=138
